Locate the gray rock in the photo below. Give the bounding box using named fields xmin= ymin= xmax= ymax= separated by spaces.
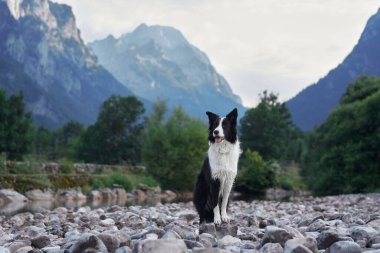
xmin=14 ymin=246 xmax=34 ymax=253
xmin=307 ymin=219 xmax=327 ymax=232
xmin=161 ymin=230 xmax=181 ymax=240
xmin=0 ymin=247 xmax=10 ymax=253
xmin=317 ymin=230 xmax=340 ymax=249
xmin=199 ymin=223 xmax=217 ymax=237
xmin=362 ymin=250 xmax=380 ymax=253
xmin=217 ymin=235 xmax=241 ymax=248
xmin=31 ymin=235 xmax=51 ymax=249
xmin=5 ymin=240 xmax=31 ymax=253
xmin=298 ymin=214 xmax=324 ymax=227
xmin=259 ymin=243 xmax=283 ymax=253
xmin=184 ymin=239 xmax=204 ymax=249
xmin=25 ymin=189 xmax=53 ymax=201
xmin=284 ymin=237 xmax=318 ymax=253
xmin=100 ymin=218 xmax=115 ymax=227
xmin=40 ymin=246 xmax=61 ymax=253
xmin=137 ymin=239 xmax=187 ymax=253
xmin=193 ymin=249 xmax=231 ymax=253
xmin=348 ymin=226 xmax=378 ymax=244
xmin=369 ymin=235 xmax=380 ymax=248
xmin=115 ymin=246 xmax=132 ymax=253
xmin=69 ymin=234 xmax=108 ymax=253
xmin=98 ymin=233 xmax=120 ymax=253
xmin=199 ymin=233 xmax=217 ymax=248
xmin=0 ymin=189 xmax=28 ymax=204
xmin=325 ymin=241 xmax=361 ymax=253
xmin=215 ymin=223 xmax=238 ymax=239
xmin=261 ymin=226 xmax=294 ymax=247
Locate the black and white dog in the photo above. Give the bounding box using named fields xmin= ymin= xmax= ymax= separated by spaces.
xmin=193 ymin=108 xmax=240 ymax=224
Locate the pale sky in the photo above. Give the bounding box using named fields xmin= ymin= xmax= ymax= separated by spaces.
xmin=56 ymin=0 xmax=380 ymax=107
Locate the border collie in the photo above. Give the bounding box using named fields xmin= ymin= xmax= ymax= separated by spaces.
xmin=193 ymin=108 xmax=240 ymax=224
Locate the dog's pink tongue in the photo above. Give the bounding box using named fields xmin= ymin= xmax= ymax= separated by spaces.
xmin=215 ymin=137 xmax=222 ymax=143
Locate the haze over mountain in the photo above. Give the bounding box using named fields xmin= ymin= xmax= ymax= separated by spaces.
xmin=287 ymin=8 xmax=380 ymax=131
xmin=88 ymin=24 xmax=245 ymax=118
xmin=0 ymin=0 xmax=133 ymax=128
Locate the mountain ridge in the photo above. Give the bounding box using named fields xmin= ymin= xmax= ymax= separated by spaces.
xmin=287 ymin=8 xmax=380 ymax=131
xmin=88 ymin=23 xmax=245 ymax=119
xmin=0 ymin=0 xmax=134 ymax=128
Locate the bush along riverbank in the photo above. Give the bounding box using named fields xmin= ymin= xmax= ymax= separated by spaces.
xmin=0 ymin=193 xmax=379 ymax=252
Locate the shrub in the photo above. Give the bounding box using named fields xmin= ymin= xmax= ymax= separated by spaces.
xmin=89 ymin=172 xmax=133 ymax=191
xmin=236 ymin=149 xmax=275 ymax=193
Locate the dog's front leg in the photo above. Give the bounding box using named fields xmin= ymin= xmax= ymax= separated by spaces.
xmin=213 ymin=205 xmax=221 ymax=225
xmin=221 ymin=178 xmax=234 ymax=223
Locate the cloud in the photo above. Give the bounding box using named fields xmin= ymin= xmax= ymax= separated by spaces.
xmin=56 ymin=0 xmax=380 ymax=107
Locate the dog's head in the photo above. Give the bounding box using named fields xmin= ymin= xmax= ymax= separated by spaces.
xmin=206 ymin=108 xmax=238 ymax=144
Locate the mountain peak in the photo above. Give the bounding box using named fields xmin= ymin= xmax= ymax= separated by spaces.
xmin=122 ymin=23 xmax=188 ymax=49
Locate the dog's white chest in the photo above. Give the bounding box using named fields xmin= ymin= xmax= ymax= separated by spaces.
xmin=208 ymin=140 xmax=240 ymax=188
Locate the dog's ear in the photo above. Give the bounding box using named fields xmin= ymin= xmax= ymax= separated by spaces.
xmin=226 ymin=108 xmax=238 ymax=121
xmin=206 ymin=111 xmax=219 ymax=124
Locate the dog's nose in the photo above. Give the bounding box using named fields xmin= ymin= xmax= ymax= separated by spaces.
xmin=213 ymin=130 xmax=219 ymax=135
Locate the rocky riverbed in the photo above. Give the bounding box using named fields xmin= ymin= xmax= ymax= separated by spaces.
xmin=0 ymin=194 xmax=380 ymax=253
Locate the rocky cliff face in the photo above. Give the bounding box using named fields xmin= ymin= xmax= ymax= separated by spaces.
xmin=89 ymin=24 xmax=245 ymax=119
xmin=287 ymin=8 xmax=380 ymax=131
xmin=0 ymin=0 xmax=132 ymax=128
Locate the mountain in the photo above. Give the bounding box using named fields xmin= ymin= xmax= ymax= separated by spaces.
xmin=88 ymin=24 xmax=245 ymax=119
xmin=287 ymin=8 xmax=380 ymax=131
xmin=0 ymin=0 xmax=133 ymax=128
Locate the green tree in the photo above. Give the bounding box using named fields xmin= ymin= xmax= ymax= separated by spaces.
xmin=240 ymin=91 xmax=302 ymax=161
xmin=236 ymin=149 xmax=275 ymax=193
xmin=76 ymin=95 xmax=145 ymax=164
xmin=143 ymin=104 xmax=208 ymax=191
xmin=304 ymin=76 xmax=380 ymax=195
xmin=0 ymin=89 xmax=33 ymax=160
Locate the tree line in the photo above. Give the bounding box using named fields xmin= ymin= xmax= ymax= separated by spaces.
xmin=1 ymin=75 xmax=379 ymax=195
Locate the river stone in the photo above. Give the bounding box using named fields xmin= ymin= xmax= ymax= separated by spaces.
xmin=138 ymin=239 xmax=187 ymax=253
xmin=348 ymin=226 xmax=378 ymax=243
xmin=260 ymin=226 xmax=294 ymax=247
xmin=325 ymin=241 xmax=361 ymax=253
xmin=215 ymin=223 xmax=238 ymax=239
xmin=317 ymin=230 xmax=340 ymax=249
xmin=68 ymin=233 xmax=108 ymax=253
xmin=199 ymin=233 xmax=217 ymax=248
xmin=14 ymin=246 xmax=34 ymax=253
xmin=25 ymin=189 xmax=53 ymax=201
xmin=40 ymin=246 xmax=61 ymax=253
xmin=31 ymin=235 xmax=51 ymax=249
xmin=259 ymin=243 xmax=283 ymax=253
xmin=217 ymin=235 xmax=241 ymax=248
xmin=0 ymin=247 xmax=10 ymax=253
xmin=193 ymin=249 xmax=231 ymax=253
xmin=161 ymin=230 xmax=181 ymax=240
xmin=199 ymin=223 xmax=217 ymax=237
xmin=98 ymin=233 xmax=120 ymax=253
xmin=0 ymin=189 xmax=27 ymax=204
xmin=284 ymin=237 xmax=318 ymax=253
xmin=6 ymin=240 xmax=32 ymax=253
xmin=115 ymin=246 xmax=133 ymax=253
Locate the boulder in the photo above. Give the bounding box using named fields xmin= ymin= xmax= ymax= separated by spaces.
xmin=260 ymin=225 xmax=294 ymax=247
xmin=137 ymin=239 xmax=187 ymax=253
xmin=0 ymin=189 xmax=27 ymax=204
xmin=325 ymin=241 xmax=361 ymax=253
xmin=25 ymin=189 xmax=53 ymax=201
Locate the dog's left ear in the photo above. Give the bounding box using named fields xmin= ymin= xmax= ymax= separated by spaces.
xmin=226 ymin=108 xmax=238 ymax=123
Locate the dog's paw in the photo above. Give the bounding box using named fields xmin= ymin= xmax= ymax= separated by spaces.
xmin=214 ymin=215 xmax=222 ymax=225
xmin=221 ymin=214 xmax=230 ymax=223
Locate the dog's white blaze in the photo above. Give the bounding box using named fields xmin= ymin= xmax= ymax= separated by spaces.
xmin=213 ymin=117 xmax=225 ymax=138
